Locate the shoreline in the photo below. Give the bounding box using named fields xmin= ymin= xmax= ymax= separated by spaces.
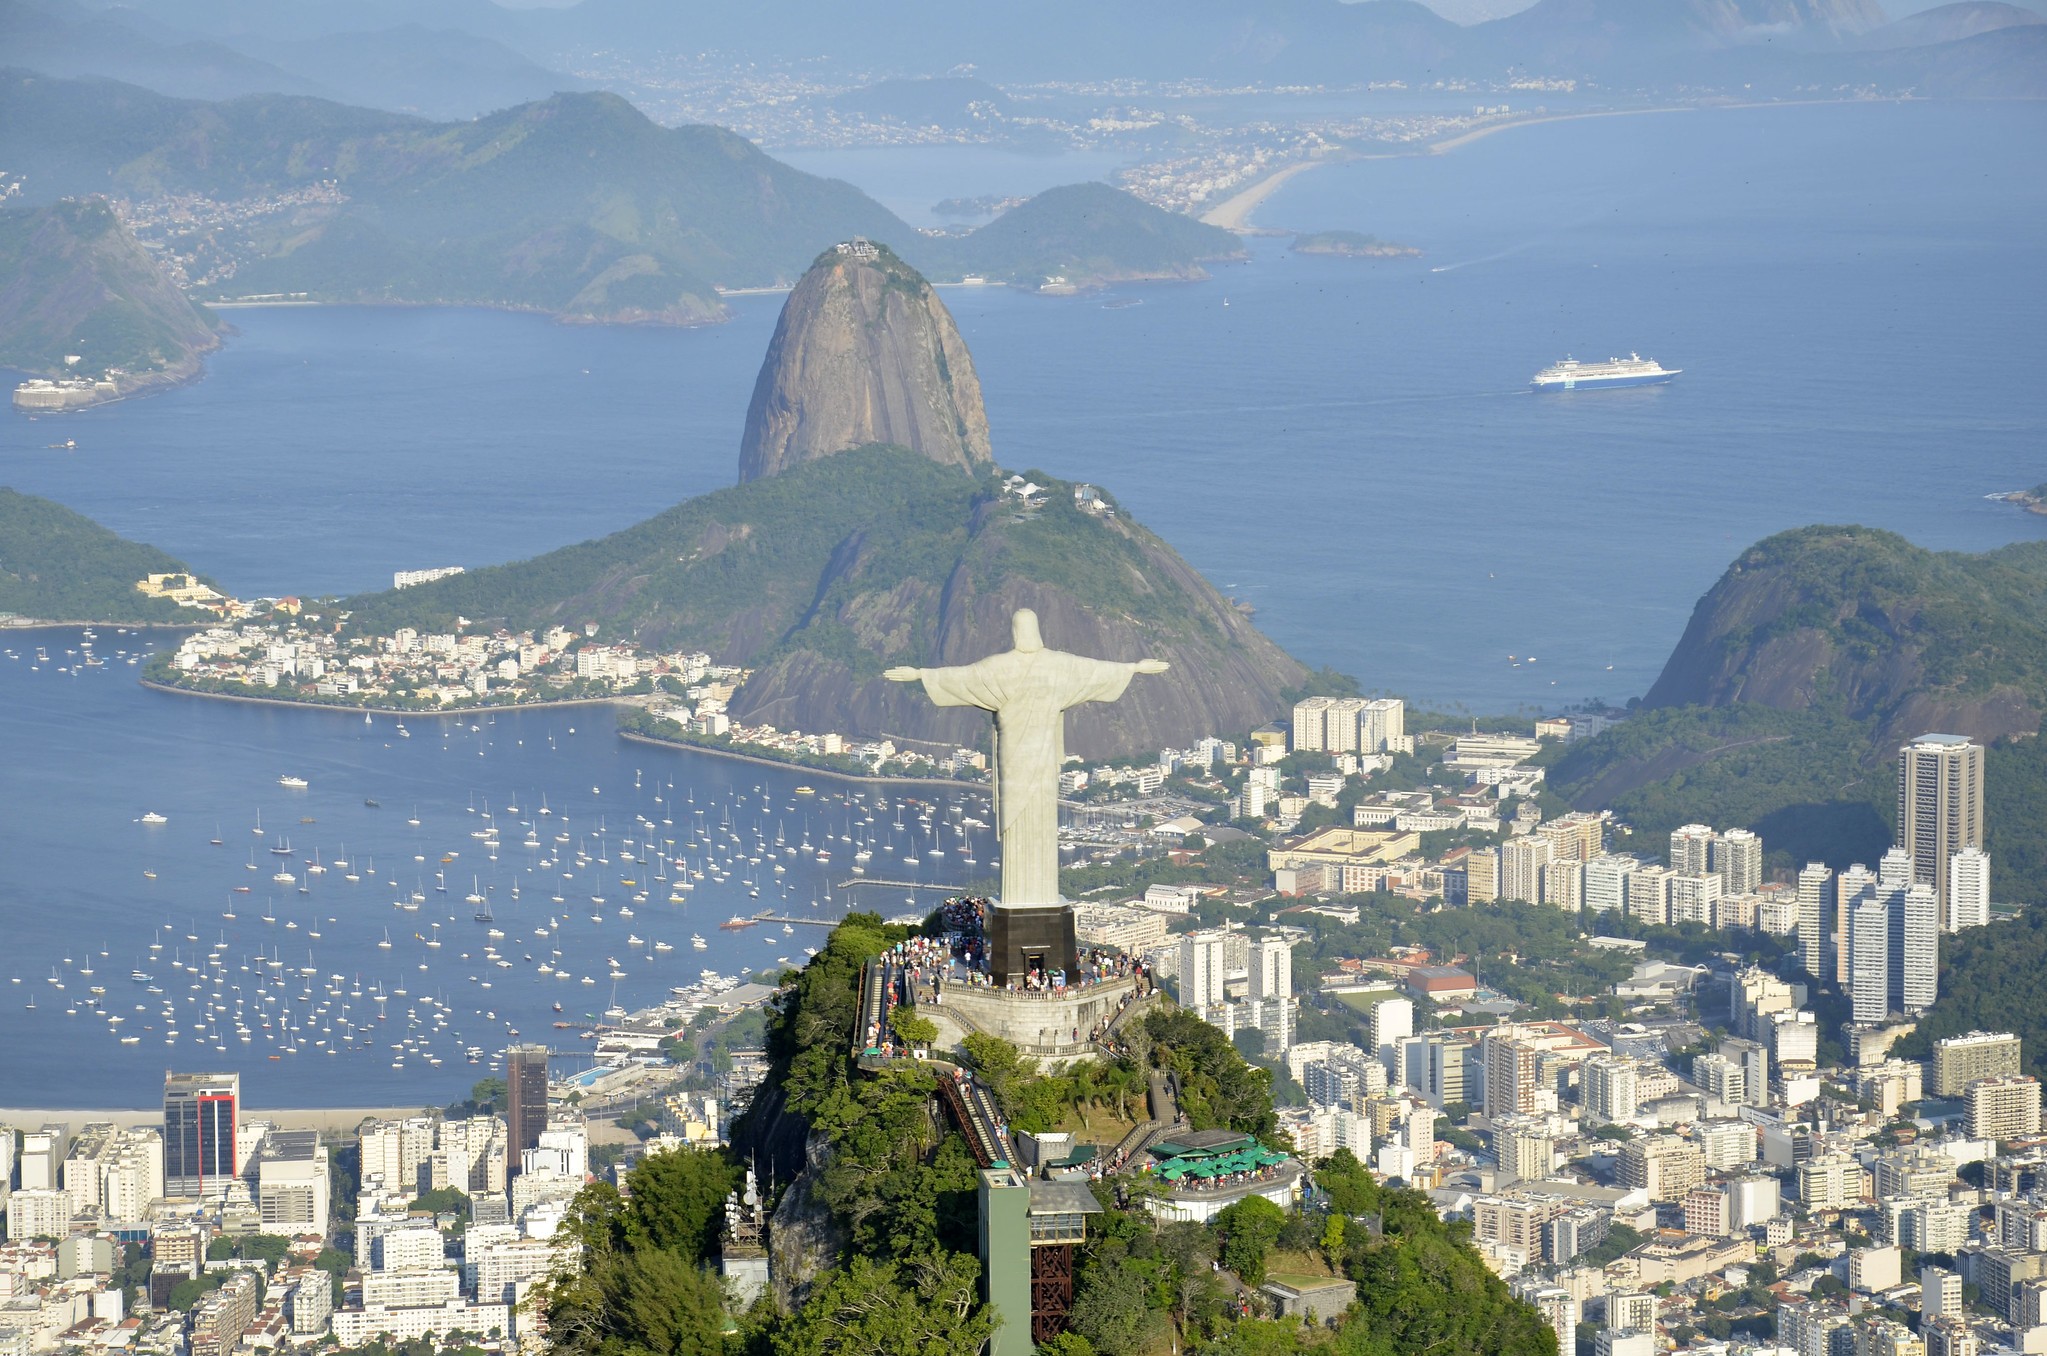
xmin=618 ymin=728 xmax=986 ymax=791
xmin=1202 ymin=96 xmax=1910 ymax=231
xmin=142 ymin=678 xmax=990 ymax=788
xmin=140 ymin=677 xmax=629 ymax=719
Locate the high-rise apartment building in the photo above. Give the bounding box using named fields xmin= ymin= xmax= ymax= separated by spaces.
xmin=1965 ymin=1075 xmax=2043 ymax=1143
xmin=1581 ymin=1054 xmax=1640 ymax=1125
xmin=1370 ymin=997 xmax=1413 ymax=1076
xmin=1542 ymin=857 xmax=1583 ymax=912
xmin=1948 ymin=847 xmax=1991 ymax=932
xmin=1483 ymin=1028 xmax=1544 ymax=1117
xmin=505 ymin=1046 xmax=550 ymax=1175
xmin=1248 ymin=935 xmax=1292 ymax=1005
xmin=1898 ymin=883 xmax=1940 ymax=1015
xmin=1796 ymin=862 xmax=1832 ymax=981
xmin=1850 ymin=896 xmax=1891 ymax=1024
xmin=1583 ymin=855 xmax=1638 ymax=916
xmin=163 ymin=1073 xmax=239 ymax=1199
xmin=1670 ymin=824 xmax=1717 ymax=876
xmin=1933 ymin=1031 xmax=2022 ymax=1098
xmin=1502 ymin=836 xmax=1552 ymax=906
xmin=1627 ymin=865 xmax=1671 ymax=925
xmin=1178 ymin=928 xmax=1230 ymax=1014
xmin=1291 ymin=697 xmax=1333 ymax=752
xmin=1717 ymin=828 xmax=1763 ymax=895
xmin=1358 ymin=698 xmax=1406 ymax=754
xmin=1898 ymin=734 xmax=1984 ymax=906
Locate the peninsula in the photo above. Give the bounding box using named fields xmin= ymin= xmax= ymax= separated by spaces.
xmin=1 ymin=199 xmax=221 ymax=411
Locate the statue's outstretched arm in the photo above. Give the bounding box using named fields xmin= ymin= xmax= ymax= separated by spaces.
xmin=884 ymin=667 xmax=922 ymax=682
xmin=1136 ymin=659 xmax=1169 ymax=674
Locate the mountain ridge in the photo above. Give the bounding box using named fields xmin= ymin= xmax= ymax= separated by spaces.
xmin=0 ymin=74 xmax=1244 ymax=324
xmin=336 ymin=447 xmax=1308 ymax=759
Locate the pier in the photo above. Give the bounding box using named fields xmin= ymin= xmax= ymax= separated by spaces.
xmin=835 ymin=878 xmax=963 ymax=893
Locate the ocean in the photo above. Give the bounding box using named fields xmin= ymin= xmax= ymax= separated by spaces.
xmin=0 ymin=98 xmax=2041 ymax=1104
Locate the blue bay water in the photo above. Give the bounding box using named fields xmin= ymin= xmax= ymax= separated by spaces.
xmin=0 ymin=636 xmax=993 ymax=1107
xmin=0 ymin=99 xmax=2042 ymax=1105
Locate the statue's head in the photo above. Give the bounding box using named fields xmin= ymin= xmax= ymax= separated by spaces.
xmin=1012 ymin=609 xmax=1044 ymax=653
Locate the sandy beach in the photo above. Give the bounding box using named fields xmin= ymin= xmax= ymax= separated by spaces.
xmin=1200 ymin=99 xmax=1888 ymax=233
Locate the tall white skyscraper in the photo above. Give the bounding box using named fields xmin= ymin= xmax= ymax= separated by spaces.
xmin=1671 ymin=824 xmax=1717 ymax=876
xmin=1900 ymin=884 xmax=1940 ymax=1015
xmin=1358 ymin=698 xmax=1406 ymax=753
xmin=1371 ymin=998 xmax=1414 ymax=1077
xmin=1948 ymin=847 xmax=1991 ymax=932
xmin=1851 ymin=895 xmax=1891 ymax=1024
xmin=1796 ymin=862 xmax=1832 ymax=981
xmin=1837 ymin=863 xmax=1878 ymax=989
xmin=1898 ymin=734 xmax=1984 ymax=906
xmin=1249 ymin=935 xmax=1293 ymax=1004
xmin=1179 ymin=929 xmax=1230 ymax=1013
xmin=1584 ymin=855 xmax=1638 ymax=916
xmin=1879 ymin=847 xmax=1915 ymax=893
xmin=1718 ymin=829 xmax=1764 ymax=895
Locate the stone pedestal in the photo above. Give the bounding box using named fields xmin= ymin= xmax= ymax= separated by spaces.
xmin=936 ymin=975 xmax=1140 ymax=1065
xmin=985 ymin=903 xmax=1077 ymax=987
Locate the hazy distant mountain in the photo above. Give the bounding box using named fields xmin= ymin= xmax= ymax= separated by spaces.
xmin=1856 ymin=0 xmax=2044 ymax=47
xmin=1469 ymin=0 xmax=1887 ymax=71
xmin=37 ymin=0 xmax=2047 ymax=94
xmin=227 ymin=24 xmax=587 ymax=119
xmin=9 ymin=0 xmax=580 ymax=118
xmin=0 ymin=73 xmax=1241 ymax=323
xmin=1836 ymin=20 xmax=2047 ymax=91
xmin=0 ymin=0 xmax=327 ymax=101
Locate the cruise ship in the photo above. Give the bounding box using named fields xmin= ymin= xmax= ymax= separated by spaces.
xmin=1530 ymin=353 xmax=1679 ymax=392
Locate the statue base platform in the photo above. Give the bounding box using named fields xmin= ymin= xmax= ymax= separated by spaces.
xmin=930 ymin=974 xmax=1144 ymax=1066
xmin=984 ymin=902 xmax=1077 ymax=988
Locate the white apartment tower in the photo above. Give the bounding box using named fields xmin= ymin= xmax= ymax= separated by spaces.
xmin=1851 ymin=894 xmax=1892 ymax=1024
xmin=1899 ymin=883 xmax=1940 ymax=1015
xmin=1371 ymin=997 xmax=1414 ymax=1077
xmin=1670 ymin=824 xmax=1717 ymax=876
xmin=1898 ymin=734 xmax=1984 ymax=907
xmin=1584 ymin=855 xmax=1638 ymax=917
xmin=1796 ymin=862 xmax=1832 ymax=981
xmin=1948 ymin=847 xmax=1990 ymax=932
xmin=1178 ymin=929 xmax=1230 ymax=1014
xmin=1718 ymin=829 xmax=1764 ymax=895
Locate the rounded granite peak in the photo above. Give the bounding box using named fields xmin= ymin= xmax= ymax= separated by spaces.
xmin=737 ymin=238 xmax=994 ymax=484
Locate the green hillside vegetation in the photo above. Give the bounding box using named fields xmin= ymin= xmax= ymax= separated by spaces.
xmin=337 ymin=447 xmax=982 ymax=668
xmin=1643 ymin=527 xmax=2047 ymax=732
xmin=1545 ymin=703 xmax=1895 ymax=870
xmin=329 ymin=445 xmax=1303 ymax=760
xmin=936 ymin=182 xmax=1242 ymax=286
xmin=680 ymin=912 xmax=1557 ymax=1355
xmin=0 ymin=488 xmax=198 ymax=622
xmin=0 ymin=73 xmax=1244 ymax=321
xmin=1546 ymin=527 xmax=2047 ymax=897
xmin=0 ymin=198 xmax=218 ymax=377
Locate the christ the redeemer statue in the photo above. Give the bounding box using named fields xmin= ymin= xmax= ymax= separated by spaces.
xmin=887 ymin=610 xmax=1165 ymax=982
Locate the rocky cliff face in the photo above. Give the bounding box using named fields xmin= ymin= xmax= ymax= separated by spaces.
xmin=0 ymin=198 xmax=219 ymax=384
xmin=1644 ymin=526 xmax=2047 ymax=748
xmin=738 ymin=242 xmax=993 ymax=484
